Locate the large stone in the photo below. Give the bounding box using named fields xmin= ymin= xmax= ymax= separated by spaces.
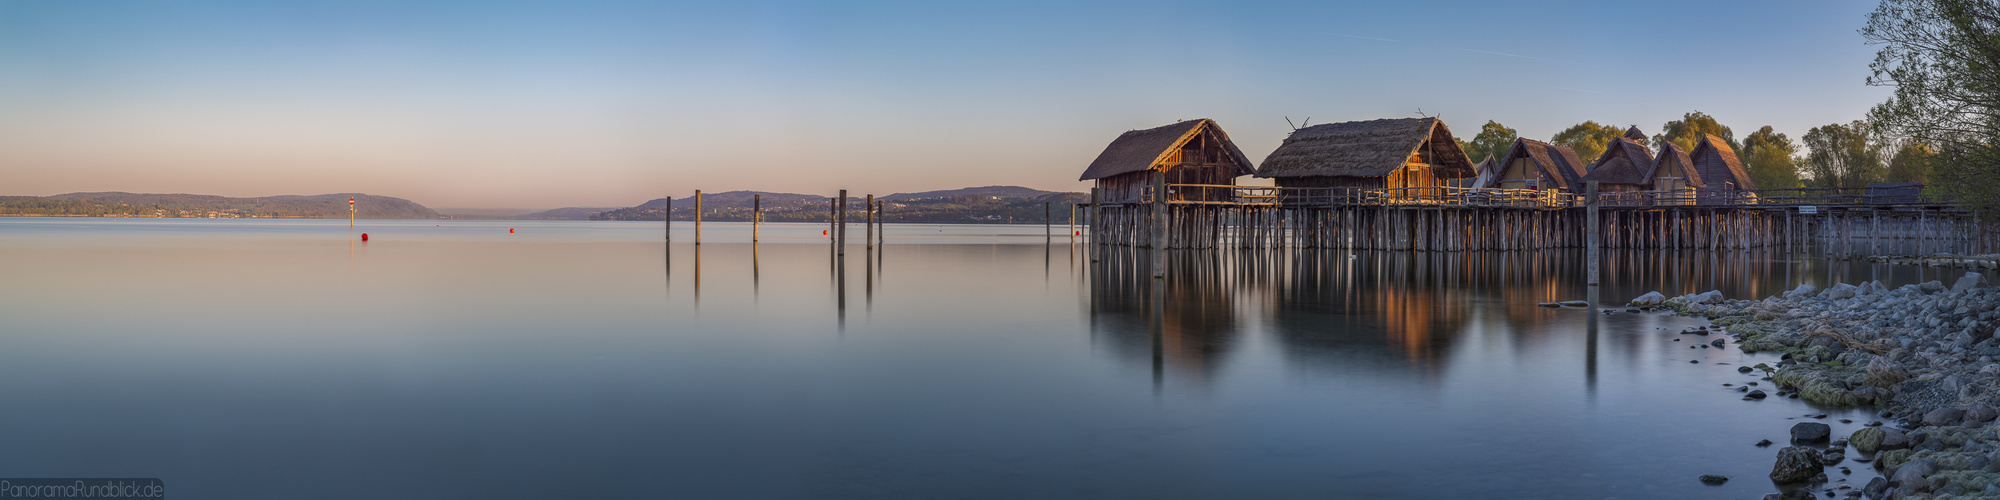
xmin=1880 ymin=428 xmax=1911 ymax=450
xmin=1629 ymin=291 xmax=1666 ymax=306
xmin=1891 ymin=459 xmax=1939 ymax=492
xmin=1770 ymin=446 xmax=1824 ymax=483
xmin=1785 ymin=283 xmax=1819 ymax=300
xmin=1921 ymin=281 xmax=1947 ymax=293
xmin=1693 ymin=290 xmax=1726 ymax=304
xmin=1954 ymin=273 xmax=1987 ymax=293
xmin=1968 ymin=404 xmax=1998 ymax=423
xmin=1925 ymin=407 xmax=1968 ymax=427
xmin=1792 ymin=422 xmax=1832 ymax=443
xmin=1823 ymin=283 xmax=1860 ymax=300
xmin=1852 ymin=427 xmax=1886 ymax=453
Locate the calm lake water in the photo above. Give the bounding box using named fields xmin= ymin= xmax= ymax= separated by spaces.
xmin=0 ymin=218 xmax=1981 ymax=499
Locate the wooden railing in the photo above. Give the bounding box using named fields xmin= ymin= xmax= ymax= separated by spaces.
xmin=1107 ymin=183 xmax=1944 ymax=210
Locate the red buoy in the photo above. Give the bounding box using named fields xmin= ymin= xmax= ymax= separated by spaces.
xmin=822 ymin=230 xmax=828 ymax=235
xmin=509 ymin=228 xmax=515 ymax=233
xmin=360 ymin=233 xmax=369 ymax=241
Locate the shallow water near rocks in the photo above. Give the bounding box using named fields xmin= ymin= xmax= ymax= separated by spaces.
xmin=0 ymin=218 xmax=1982 ymax=499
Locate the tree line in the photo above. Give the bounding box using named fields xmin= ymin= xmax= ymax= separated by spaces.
xmin=1455 ymin=112 xmax=1931 ymax=192
xmin=1452 ymin=0 xmax=1996 ymax=221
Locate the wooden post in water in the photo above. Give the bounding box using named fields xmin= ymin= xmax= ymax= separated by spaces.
xmin=1045 ymin=201 xmax=1052 ymax=241
xmin=695 ymin=190 xmax=703 ymax=245
xmin=875 ymin=200 xmax=884 ymax=246
xmin=1586 ymin=181 xmax=1599 ymax=286
xmin=865 ymin=194 xmax=874 ymax=251
xmin=665 ymin=197 xmax=671 ymax=242
xmin=1089 ymin=188 xmax=1100 ymax=257
xmin=829 ymin=198 xmax=837 ymax=243
xmin=1069 ymin=203 xmax=1077 ymax=243
xmin=837 ymin=189 xmax=847 ymax=257
xmin=753 ymin=194 xmax=761 ymax=243
xmin=1152 ymin=170 xmax=1166 ymax=278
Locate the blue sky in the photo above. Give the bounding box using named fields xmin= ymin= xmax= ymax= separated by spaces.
xmin=0 ymin=0 xmax=1891 ymax=208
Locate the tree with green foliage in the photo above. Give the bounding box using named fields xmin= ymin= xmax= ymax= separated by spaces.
xmin=1863 ymin=0 xmax=2000 ymax=220
xmin=1885 ymin=143 xmax=1934 ymax=183
xmin=1462 ymin=121 xmax=1517 ymax=164
xmin=1800 ymin=121 xmax=1887 ymax=188
xmin=1653 ymin=111 xmax=1736 ymax=154
xmin=1740 ymin=126 xmax=1802 ymax=189
xmin=1550 ymin=121 xmax=1625 ymax=165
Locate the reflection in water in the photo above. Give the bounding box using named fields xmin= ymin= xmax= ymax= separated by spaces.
xmin=1088 ymin=247 xmax=1984 ymax=389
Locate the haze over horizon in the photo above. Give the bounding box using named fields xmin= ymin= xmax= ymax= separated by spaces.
xmin=1 ymin=0 xmax=1890 ymax=208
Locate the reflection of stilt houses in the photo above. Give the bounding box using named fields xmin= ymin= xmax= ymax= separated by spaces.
xmin=1255 ymin=118 xmax=1477 ymax=192
xmin=1086 ymin=251 xmax=1242 ymax=384
xmin=1080 ymin=119 xmax=1256 ymax=203
xmin=1483 ymin=138 xmax=1587 ymax=192
xmin=1689 ymin=134 xmax=1756 ymax=191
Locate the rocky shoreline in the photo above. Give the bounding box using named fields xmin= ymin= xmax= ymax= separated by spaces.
xmin=1635 ymin=272 xmax=1996 ymax=499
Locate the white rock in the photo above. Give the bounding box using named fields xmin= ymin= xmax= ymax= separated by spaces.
xmin=1628 ymin=291 xmax=1667 ymax=306
xmin=1954 ymin=273 xmax=1986 ymax=293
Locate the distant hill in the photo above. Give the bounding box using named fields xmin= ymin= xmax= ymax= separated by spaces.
xmin=513 ymin=207 xmax=624 ymax=220
xmin=3 ymin=192 xmax=439 ymax=219
xmin=592 ymin=187 xmax=1087 ymax=224
xmin=882 ymin=186 xmax=1056 ymax=200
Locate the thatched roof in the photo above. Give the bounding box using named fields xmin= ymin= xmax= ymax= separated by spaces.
xmin=1588 ymin=137 xmax=1655 ymax=182
xmin=1690 ymin=134 xmax=1756 ymax=190
xmin=1254 ymin=117 xmax=1476 ymax=178
xmin=1581 ymin=156 xmax=1648 ymax=185
xmin=1079 ymin=119 xmax=1255 ymax=181
xmin=1652 ymin=142 xmax=1703 ymax=187
xmin=1623 ymin=126 xmax=1647 ymax=143
xmin=1487 ymin=138 xmax=1588 ymax=190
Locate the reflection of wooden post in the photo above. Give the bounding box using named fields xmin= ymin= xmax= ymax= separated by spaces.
xmin=1586 ymin=181 xmax=1599 ymax=286
xmin=695 ymin=190 xmax=703 ymax=245
xmin=752 ymin=195 xmax=761 ymax=243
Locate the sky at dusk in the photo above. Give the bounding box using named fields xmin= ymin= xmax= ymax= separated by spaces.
xmin=0 ymin=0 xmax=1893 ymax=208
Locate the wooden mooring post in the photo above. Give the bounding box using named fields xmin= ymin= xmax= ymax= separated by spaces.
xmin=837 ymin=189 xmax=847 ymax=257
xmin=1586 ymin=181 xmax=1599 ymax=286
xmin=1151 ymin=171 xmax=1166 ymax=278
xmin=694 ymin=190 xmax=703 ymax=245
xmin=664 ymin=197 xmax=671 ymax=242
xmin=865 ymin=194 xmax=874 ymax=251
xmin=752 ymin=194 xmax=761 ymax=243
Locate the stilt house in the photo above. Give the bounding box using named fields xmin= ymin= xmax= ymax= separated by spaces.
xmin=1649 ymin=142 xmax=1702 ymax=192
xmin=1454 ymin=155 xmax=1496 ymax=188
xmin=1483 ymin=138 xmax=1588 ymax=192
xmin=1254 ymin=118 xmax=1477 ymax=190
xmin=1579 ymin=137 xmax=1656 ymax=192
xmin=1080 ymin=119 xmax=1256 ymax=203
xmin=1689 ymin=134 xmax=1756 ymax=191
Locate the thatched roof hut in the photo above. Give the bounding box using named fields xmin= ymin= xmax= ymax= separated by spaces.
xmin=1483 ymin=138 xmax=1587 ymax=191
xmin=1580 ymin=137 xmax=1656 ymax=190
xmin=1622 ymin=126 xmax=1647 ymax=143
xmin=1254 ymin=117 xmax=1476 ymax=189
xmin=1688 ymin=134 xmax=1756 ymax=190
xmin=1650 ymin=142 xmax=1703 ymax=190
xmin=1080 ymin=119 xmax=1255 ymax=203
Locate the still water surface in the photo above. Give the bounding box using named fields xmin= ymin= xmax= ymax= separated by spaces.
xmin=0 ymin=218 xmax=1980 ymax=499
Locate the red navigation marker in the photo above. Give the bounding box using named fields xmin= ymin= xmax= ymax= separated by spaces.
xmin=509 ymin=228 xmax=515 ymax=233
xmin=360 ymin=233 xmax=369 ymax=241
